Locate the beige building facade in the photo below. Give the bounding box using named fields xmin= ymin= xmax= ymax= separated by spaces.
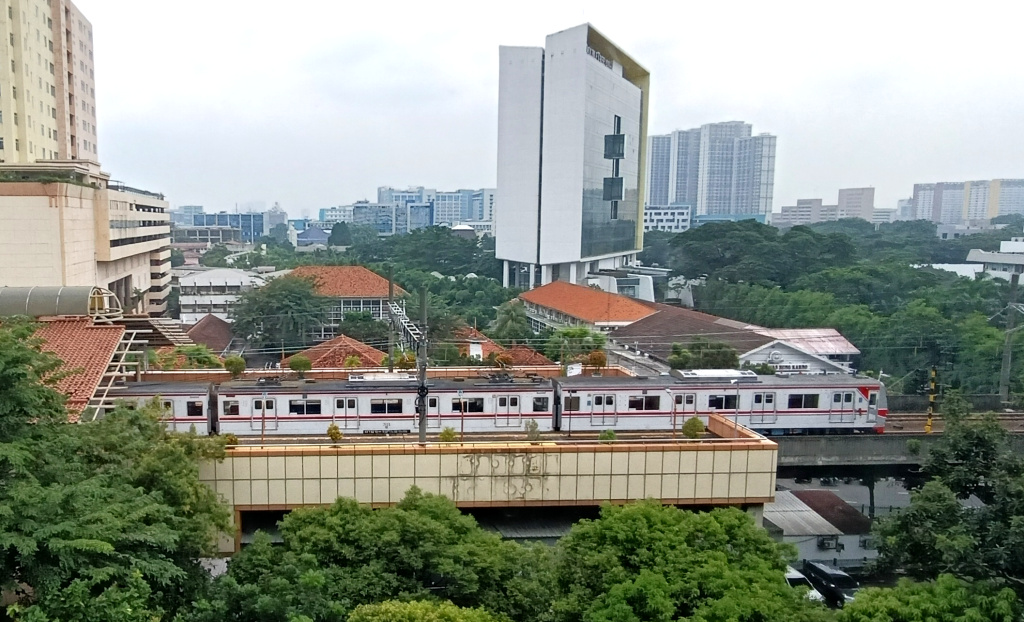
xmin=0 ymin=0 xmax=95 ymax=164
xmin=0 ymin=160 xmax=171 ymax=314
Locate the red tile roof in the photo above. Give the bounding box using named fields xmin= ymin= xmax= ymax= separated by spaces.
xmin=186 ymin=314 xmax=234 ymax=354
xmin=290 ymin=266 xmax=405 ymax=298
xmin=519 ymin=281 xmax=656 ymax=325
xmin=505 ymin=345 xmax=554 ymax=366
xmin=454 ymin=327 xmax=506 ymax=360
xmin=34 ymin=318 xmax=124 ymax=420
xmin=285 ymin=334 xmax=386 ymax=368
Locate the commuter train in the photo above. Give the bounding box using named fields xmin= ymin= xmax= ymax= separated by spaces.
xmin=111 ymin=369 xmax=888 ymax=437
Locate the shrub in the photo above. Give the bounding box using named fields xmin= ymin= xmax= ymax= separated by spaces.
xmin=681 ymin=416 xmax=705 ymax=439
xmin=598 ymin=429 xmax=616 ymax=443
xmin=438 ymin=426 xmax=458 ymax=442
xmin=223 ymin=433 xmax=239 ymax=446
xmin=327 ymin=423 xmax=343 ymax=443
xmin=525 ymin=418 xmax=541 ymax=442
xmin=288 ymin=355 xmax=312 ymax=378
xmin=224 ymin=355 xmax=246 ymax=379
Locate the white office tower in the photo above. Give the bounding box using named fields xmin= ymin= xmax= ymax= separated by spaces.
xmin=495 ymin=24 xmax=650 ymax=289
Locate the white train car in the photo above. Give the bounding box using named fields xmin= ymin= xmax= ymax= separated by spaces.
xmin=555 ymin=370 xmax=887 ymax=435
xmin=110 ymin=381 xmax=214 ymax=435
xmin=213 ymin=375 xmax=557 ymax=437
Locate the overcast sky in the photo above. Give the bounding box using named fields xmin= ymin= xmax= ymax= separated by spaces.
xmin=76 ymin=0 xmax=1024 ymax=218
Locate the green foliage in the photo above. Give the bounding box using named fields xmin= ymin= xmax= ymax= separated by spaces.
xmin=268 ymin=222 xmax=291 ymax=246
xmin=224 ymin=355 xmax=246 ymax=378
xmin=326 ymin=423 xmax=343 ymax=443
xmin=328 ymin=222 xmax=353 ymax=247
xmin=170 ymin=248 xmax=186 ymax=267
xmin=200 ymin=244 xmax=232 ymax=267
xmin=0 ymin=401 xmax=230 ymax=618
xmin=489 ymin=300 xmax=532 ymax=344
xmin=598 ymin=429 xmax=616 ymax=443
xmin=223 ymin=433 xmax=239 ymax=446
xmin=289 ymin=355 xmax=313 ymax=378
xmin=232 ymin=275 xmax=333 ymax=349
xmin=681 ymin=416 xmax=705 ymax=439
xmin=545 ymin=327 xmax=607 ymax=362
xmin=667 ymin=339 xmax=739 ymax=370
xmin=525 ymin=419 xmax=541 ymax=442
xmin=742 ymin=362 xmax=776 ymax=375
xmin=551 ymin=502 xmax=829 ymax=622
xmin=438 ymin=427 xmax=458 ymax=442
xmin=183 ymin=489 xmax=556 ymax=622
xmin=838 ymin=574 xmax=1022 ymax=622
xmin=0 ymin=317 xmax=68 ymax=442
xmin=343 ymin=355 xmax=363 ymax=368
xmin=150 ymin=344 xmax=224 ymax=370
xmin=348 ymin=600 xmax=502 ymax=622
xmin=336 ymin=311 xmax=390 ymax=346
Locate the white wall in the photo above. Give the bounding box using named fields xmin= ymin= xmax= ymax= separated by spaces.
xmin=495 ymin=46 xmax=544 ymax=265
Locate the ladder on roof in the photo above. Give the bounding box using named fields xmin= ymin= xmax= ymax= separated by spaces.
xmin=388 ymin=301 xmax=422 ymax=346
xmin=84 ymin=330 xmax=146 ymax=419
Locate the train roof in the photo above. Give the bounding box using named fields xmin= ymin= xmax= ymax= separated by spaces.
xmin=557 ymin=373 xmax=882 ymax=390
xmin=215 ymin=376 xmax=555 ymax=395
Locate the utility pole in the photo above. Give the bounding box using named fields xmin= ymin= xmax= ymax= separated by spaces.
xmin=387 ymin=265 xmax=395 ymax=373
xmin=417 ymin=286 xmax=429 ymax=444
xmin=999 ymin=273 xmax=1020 ymax=404
xmin=925 ymin=367 xmax=936 ymax=434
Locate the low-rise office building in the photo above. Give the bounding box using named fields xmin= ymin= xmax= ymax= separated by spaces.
xmin=178 ymin=268 xmax=266 ymax=324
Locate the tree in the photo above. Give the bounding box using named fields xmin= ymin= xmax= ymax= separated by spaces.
xmin=170 ymin=248 xmax=186 ymax=267
xmin=489 ymin=300 xmax=532 ymax=343
xmin=328 ymin=222 xmax=353 ymax=247
xmin=0 ymin=317 xmax=68 ymax=442
xmin=336 ymin=311 xmax=390 ymax=346
xmin=268 ymin=222 xmax=290 ymax=246
xmin=232 ymin=276 xmax=333 ymax=349
xmin=348 ymin=600 xmax=502 ymax=622
xmin=551 ymin=502 xmax=831 ymax=622
xmin=838 ymin=574 xmax=1021 ymax=622
xmin=343 ymin=355 xmax=362 ymax=368
xmin=667 ymin=339 xmax=739 ymax=369
xmin=184 ymin=489 xmax=556 ymax=622
xmin=544 ymin=327 xmax=606 ymax=363
xmin=224 ymin=355 xmax=246 ymax=379
xmin=200 ymin=244 xmax=231 ymax=267
xmin=0 ymin=401 xmax=230 ymax=618
xmin=289 ymin=355 xmax=312 ymax=378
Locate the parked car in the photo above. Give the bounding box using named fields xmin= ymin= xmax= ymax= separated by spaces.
xmin=785 ymin=566 xmax=825 ymax=602
xmin=802 ymin=561 xmax=859 ymax=608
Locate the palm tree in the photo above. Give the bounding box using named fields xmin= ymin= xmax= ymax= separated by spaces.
xmin=491 ymin=300 xmax=531 ymax=343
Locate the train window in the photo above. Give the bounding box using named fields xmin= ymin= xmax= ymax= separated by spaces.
xmin=564 ymin=396 xmax=580 ymax=411
xmin=498 ymin=397 xmax=507 ymax=407
xmin=869 ymin=393 xmax=877 ymax=406
xmin=255 ymin=399 xmax=275 ymax=411
xmin=844 ymin=393 xmax=853 ymax=403
xmin=224 ymin=400 xmax=240 ymax=416
xmin=187 ymin=401 xmax=204 ymax=417
xmin=594 ymin=396 xmax=603 ymax=406
xmin=765 ymin=394 xmax=774 ymax=404
xmin=754 ymin=394 xmax=762 ymax=404
xmin=336 ymin=399 xmax=345 ymax=409
xmin=605 ymin=395 xmax=614 ymax=407
xmin=428 ymin=397 xmax=437 ymax=408
xmin=686 ymin=395 xmax=694 ymax=405
xmin=533 ymin=397 xmax=549 ymax=412
xmin=510 ymin=397 xmax=518 ymax=407
xmin=788 ymin=394 xmax=820 ymax=409
xmin=289 ymin=399 xmax=322 ymax=415
xmin=628 ymin=396 xmax=661 ymax=410
xmin=708 ymin=395 xmax=738 ymax=410
xmin=348 ymin=399 xmax=356 ymax=409
xmin=674 ymin=395 xmax=682 ymax=405
xmin=162 ymin=400 xmax=173 ymax=411
xmin=452 ymin=398 xmax=484 ymax=412
xmin=370 ymin=399 xmax=403 ymax=414
xmin=833 ymin=393 xmax=842 ymax=404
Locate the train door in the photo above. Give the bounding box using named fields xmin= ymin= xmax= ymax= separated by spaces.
xmin=426 ymin=396 xmax=441 ymax=428
xmin=495 ymin=394 xmax=522 ymax=427
xmin=829 ymin=391 xmax=856 ymax=423
xmin=865 ymin=391 xmax=878 ymax=423
xmin=751 ymin=392 xmax=777 ymax=425
xmin=672 ymin=393 xmax=696 ymax=432
xmin=590 ymin=394 xmax=617 ymax=427
xmin=335 ymin=397 xmax=359 ymax=429
xmin=250 ymin=395 xmax=278 ymax=431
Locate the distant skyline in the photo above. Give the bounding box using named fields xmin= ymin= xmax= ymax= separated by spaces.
xmin=77 ymin=0 xmax=1024 ymax=218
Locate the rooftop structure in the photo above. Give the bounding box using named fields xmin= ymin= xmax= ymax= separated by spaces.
xmin=519 ymin=281 xmax=656 ymax=331
xmin=966 ymin=237 xmax=1024 ymax=280
xmin=178 ymin=268 xmax=266 ymax=325
xmin=290 ymin=266 xmax=404 ymax=340
xmin=186 ymin=314 xmax=235 ymax=355
xmin=284 ymin=334 xmax=386 ymax=368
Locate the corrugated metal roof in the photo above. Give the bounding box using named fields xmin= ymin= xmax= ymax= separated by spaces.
xmin=179 ymin=268 xmax=266 ymax=287
xmin=763 ymin=491 xmax=842 ymax=536
xmin=754 ymin=328 xmax=860 ymax=356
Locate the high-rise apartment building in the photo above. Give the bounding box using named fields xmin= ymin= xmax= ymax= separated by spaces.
xmin=0 ymin=0 xmax=97 ymax=163
xmin=375 ymin=185 xmax=494 ymax=228
xmin=912 ymin=179 xmax=1024 ymax=224
xmin=496 ymin=24 xmax=648 ymax=289
xmin=648 ymin=122 xmax=775 ymax=217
